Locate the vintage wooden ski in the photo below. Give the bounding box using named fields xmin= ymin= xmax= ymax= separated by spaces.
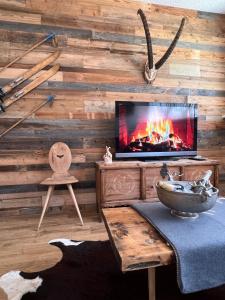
xmin=0 ymin=64 xmax=60 ymax=112
xmin=0 ymin=33 xmax=57 ymax=75
xmin=0 ymin=51 xmax=60 ymax=99
xmin=0 ymin=96 xmax=55 ymax=138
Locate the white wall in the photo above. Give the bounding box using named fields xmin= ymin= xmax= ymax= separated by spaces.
xmin=143 ymin=0 xmax=225 ymax=14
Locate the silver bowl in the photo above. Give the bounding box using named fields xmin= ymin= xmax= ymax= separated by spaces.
xmin=156 ymin=181 xmax=219 ymax=219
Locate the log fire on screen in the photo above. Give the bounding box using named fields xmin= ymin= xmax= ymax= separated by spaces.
xmin=118 ymin=104 xmax=195 ymax=153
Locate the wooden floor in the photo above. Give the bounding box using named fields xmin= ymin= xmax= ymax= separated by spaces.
xmin=0 ymin=209 xmax=108 ymax=276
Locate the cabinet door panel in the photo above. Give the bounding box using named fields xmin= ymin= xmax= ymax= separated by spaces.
xmin=103 ymin=169 xmax=140 ymax=202
xmin=183 ymin=166 xmax=214 ymax=184
xmin=145 ymin=167 xmax=181 ymax=199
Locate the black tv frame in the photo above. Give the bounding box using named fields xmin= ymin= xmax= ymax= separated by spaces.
xmin=115 ymin=101 xmax=198 ymax=159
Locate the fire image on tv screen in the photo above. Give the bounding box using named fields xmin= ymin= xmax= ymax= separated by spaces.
xmin=115 ymin=101 xmax=198 ymax=158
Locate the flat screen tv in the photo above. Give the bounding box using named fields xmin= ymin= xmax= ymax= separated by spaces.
xmin=115 ymin=101 xmax=198 ymax=159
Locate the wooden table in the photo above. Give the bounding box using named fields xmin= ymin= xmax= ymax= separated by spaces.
xmin=102 ymin=206 xmax=174 ymax=300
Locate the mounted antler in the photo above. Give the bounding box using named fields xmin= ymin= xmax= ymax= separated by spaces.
xmin=137 ymin=9 xmax=186 ymax=84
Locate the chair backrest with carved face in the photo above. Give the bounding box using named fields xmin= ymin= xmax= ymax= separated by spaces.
xmin=49 ymin=142 xmax=72 ymax=177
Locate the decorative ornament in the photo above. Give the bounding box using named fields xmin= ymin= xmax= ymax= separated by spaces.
xmin=144 ymin=61 xmax=157 ymax=84
xmin=103 ymin=146 xmax=112 ymax=164
xmin=137 ymin=9 xmax=186 ymax=84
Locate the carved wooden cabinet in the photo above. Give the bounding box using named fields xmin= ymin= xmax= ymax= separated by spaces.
xmin=96 ymin=159 xmax=219 ymax=215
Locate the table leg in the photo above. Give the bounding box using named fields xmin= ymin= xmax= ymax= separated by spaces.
xmin=37 ymin=185 xmax=54 ymax=231
xmin=148 ymin=267 xmax=156 ymax=300
xmin=67 ymin=184 xmax=84 ymax=225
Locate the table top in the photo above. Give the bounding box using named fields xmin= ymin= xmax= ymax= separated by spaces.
xmin=96 ymin=158 xmax=219 ymax=169
xmin=102 ymin=206 xmax=173 ymax=272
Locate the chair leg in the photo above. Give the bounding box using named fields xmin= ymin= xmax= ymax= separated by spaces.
xmin=37 ymin=185 xmax=54 ymax=231
xmin=67 ymin=184 xmax=84 ymax=225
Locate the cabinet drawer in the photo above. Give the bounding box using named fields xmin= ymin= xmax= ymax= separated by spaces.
xmin=183 ymin=166 xmax=214 ymax=183
xmin=102 ymin=169 xmax=140 ymax=202
xmin=145 ymin=167 xmax=181 ymax=199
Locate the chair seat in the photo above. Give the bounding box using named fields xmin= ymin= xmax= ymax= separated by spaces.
xmin=41 ymin=176 xmax=79 ymax=185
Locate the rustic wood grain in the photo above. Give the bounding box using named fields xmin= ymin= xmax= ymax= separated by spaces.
xmin=102 ymin=206 xmax=173 ymax=271
xmin=96 ymin=159 xmax=219 ymax=211
xmin=0 ymin=210 xmax=107 ymax=276
xmin=0 ymin=0 xmax=224 ymax=213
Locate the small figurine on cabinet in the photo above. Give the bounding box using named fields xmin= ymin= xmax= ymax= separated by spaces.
xmin=103 ymin=146 xmax=112 ymax=164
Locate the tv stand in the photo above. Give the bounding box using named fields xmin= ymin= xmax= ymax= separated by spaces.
xmin=96 ymin=158 xmax=219 ymax=220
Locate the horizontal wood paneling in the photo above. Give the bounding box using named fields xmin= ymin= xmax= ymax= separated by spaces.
xmin=0 ymin=0 xmax=224 ymax=213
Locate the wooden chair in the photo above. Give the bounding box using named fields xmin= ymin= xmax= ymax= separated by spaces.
xmin=37 ymin=142 xmax=84 ymax=231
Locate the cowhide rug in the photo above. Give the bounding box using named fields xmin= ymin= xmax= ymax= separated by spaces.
xmin=1 ymin=239 xmax=225 ymax=300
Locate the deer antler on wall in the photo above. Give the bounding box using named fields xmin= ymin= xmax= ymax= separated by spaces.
xmin=137 ymin=9 xmax=186 ymax=84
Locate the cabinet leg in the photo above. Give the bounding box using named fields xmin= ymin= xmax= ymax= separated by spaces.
xmin=37 ymin=185 xmax=54 ymax=231
xmin=99 ymin=210 xmax=103 ymax=222
xmin=148 ymin=268 xmax=156 ymax=300
xmin=97 ymin=202 xmax=102 ymax=222
xmin=67 ymin=184 xmax=84 ymax=226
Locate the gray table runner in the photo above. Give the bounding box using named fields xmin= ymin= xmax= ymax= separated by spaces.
xmin=132 ymin=200 xmax=225 ymax=294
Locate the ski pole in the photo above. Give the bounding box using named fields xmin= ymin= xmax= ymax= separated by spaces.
xmin=0 ymin=95 xmax=55 ymax=138
xmin=0 ymin=33 xmax=57 ymax=74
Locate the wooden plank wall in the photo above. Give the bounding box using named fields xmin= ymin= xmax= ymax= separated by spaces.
xmin=0 ymin=0 xmax=224 ymax=215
